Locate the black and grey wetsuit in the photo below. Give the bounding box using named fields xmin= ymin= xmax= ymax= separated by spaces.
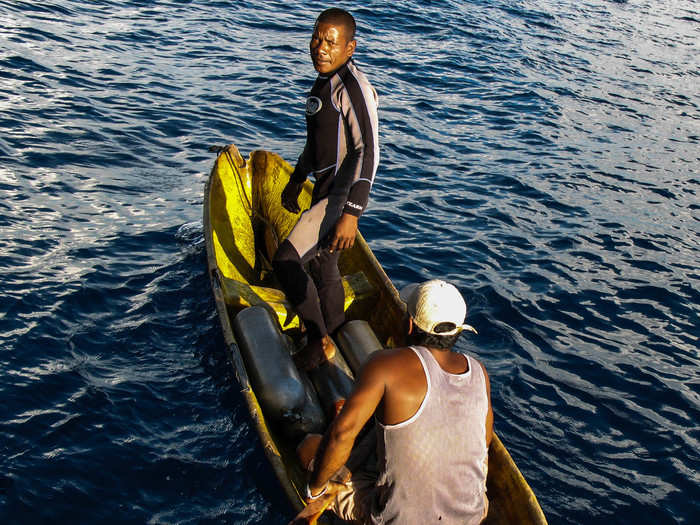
xmin=273 ymin=59 xmax=379 ymax=341
xmin=286 ymin=59 xmax=380 ymax=258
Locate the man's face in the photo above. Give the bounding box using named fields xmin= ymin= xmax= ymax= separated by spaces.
xmin=309 ymin=21 xmax=355 ymax=75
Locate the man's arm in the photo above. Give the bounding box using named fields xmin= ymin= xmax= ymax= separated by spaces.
xmin=328 ymin=72 xmax=378 ymax=252
xmin=282 ymin=142 xmax=313 ymax=213
xmin=307 ymin=354 xmax=387 ymax=495
xmin=340 ymin=79 xmax=378 ymax=219
xmin=291 ymin=141 xmax=313 ymax=184
xmin=328 ymin=213 xmax=358 ymax=252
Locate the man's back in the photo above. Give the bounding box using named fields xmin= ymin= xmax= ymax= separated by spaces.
xmin=375 ymin=345 xmax=470 ymax=425
xmin=370 ymin=346 xmax=490 ymax=524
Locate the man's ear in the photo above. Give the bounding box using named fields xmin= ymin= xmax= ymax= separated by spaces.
xmin=407 ymin=315 xmax=414 ymax=335
xmin=345 ymin=39 xmax=356 ymax=59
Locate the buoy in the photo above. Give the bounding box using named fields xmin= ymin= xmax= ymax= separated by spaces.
xmin=232 ymin=306 xmax=325 ymax=439
xmin=336 ymin=320 xmax=383 ymax=375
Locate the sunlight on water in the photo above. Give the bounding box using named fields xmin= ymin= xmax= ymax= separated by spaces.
xmin=0 ymin=0 xmax=698 ymax=523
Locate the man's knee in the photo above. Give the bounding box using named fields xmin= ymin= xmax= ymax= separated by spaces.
xmin=311 ymin=249 xmax=341 ymax=284
xmin=273 ymin=240 xmax=309 ymax=303
xmin=273 ymin=239 xmax=299 ymax=266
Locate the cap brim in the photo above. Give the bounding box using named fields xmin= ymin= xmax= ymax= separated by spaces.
xmin=462 ymin=324 xmax=478 ymax=335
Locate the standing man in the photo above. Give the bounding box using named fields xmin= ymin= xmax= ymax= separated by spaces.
xmin=293 ymin=280 xmax=492 ymax=524
xmin=272 ymin=8 xmax=379 ymax=370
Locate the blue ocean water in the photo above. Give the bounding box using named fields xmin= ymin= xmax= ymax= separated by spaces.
xmin=1 ymin=0 xmax=698 ymax=523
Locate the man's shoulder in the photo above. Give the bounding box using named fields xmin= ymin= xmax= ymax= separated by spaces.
xmin=362 ymin=346 xmax=421 ymax=379
xmin=371 ymin=345 xmax=417 ymax=361
xmin=338 ymin=61 xmax=375 ymax=91
xmin=466 ymin=354 xmax=489 ymax=381
xmin=345 ymin=60 xmax=367 ymax=77
xmin=331 ymin=61 xmax=378 ymax=114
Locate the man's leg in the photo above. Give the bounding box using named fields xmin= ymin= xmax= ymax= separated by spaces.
xmin=272 ymin=240 xmax=336 ymax=369
xmin=273 ymin=196 xmax=345 ymax=369
xmin=273 ymin=239 xmax=326 ymax=341
xmin=296 ymin=432 xmax=377 ymax=523
xmin=309 ymin=248 xmax=344 ymax=336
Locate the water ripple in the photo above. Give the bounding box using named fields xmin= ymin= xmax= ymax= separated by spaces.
xmin=1 ymin=0 xmax=699 ymax=523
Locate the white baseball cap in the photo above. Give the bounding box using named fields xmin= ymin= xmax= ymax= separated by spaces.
xmin=399 ymin=279 xmax=477 ymax=336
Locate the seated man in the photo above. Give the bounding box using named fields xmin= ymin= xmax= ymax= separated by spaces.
xmin=293 ymin=279 xmax=492 ymax=524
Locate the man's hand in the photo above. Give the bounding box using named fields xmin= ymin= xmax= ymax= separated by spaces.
xmin=282 ymin=180 xmax=303 ymax=213
xmin=287 ymin=481 xmax=346 ymax=525
xmin=328 ymin=213 xmax=358 ymax=253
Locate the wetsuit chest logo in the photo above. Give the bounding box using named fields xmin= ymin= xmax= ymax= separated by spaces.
xmin=306 ymin=96 xmax=322 ymax=116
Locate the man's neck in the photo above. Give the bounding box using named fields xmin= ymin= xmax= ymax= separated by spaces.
xmin=426 ymin=346 xmax=469 ymax=374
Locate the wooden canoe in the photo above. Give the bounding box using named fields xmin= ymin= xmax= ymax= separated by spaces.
xmin=203 ymin=144 xmax=547 ymax=524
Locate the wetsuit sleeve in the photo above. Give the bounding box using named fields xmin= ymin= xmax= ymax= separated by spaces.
xmin=291 ymin=141 xmax=313 ymax=183
xmin=344 ymin=180 xmax=371 ymax=217
xmin=340 ymin=78 xmax=379 ymax=217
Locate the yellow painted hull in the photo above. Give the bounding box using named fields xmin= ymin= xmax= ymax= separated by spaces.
xmin=203 ymin=145 xmax=547 ymax=524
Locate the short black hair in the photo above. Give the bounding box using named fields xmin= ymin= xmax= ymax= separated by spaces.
xmin=407 ymin=323 xmax=461 ymax=350
xmin=316 ymin=8 xmax=356 ymax=41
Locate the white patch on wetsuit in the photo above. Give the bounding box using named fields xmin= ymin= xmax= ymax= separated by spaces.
xmin=306 ymin=96 xmax=322 ymax=116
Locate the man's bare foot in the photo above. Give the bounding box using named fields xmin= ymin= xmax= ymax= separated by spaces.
xmin=293 ymin=335 xmax=336 ymax=371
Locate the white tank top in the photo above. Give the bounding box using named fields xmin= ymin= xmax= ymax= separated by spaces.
xmin=371 ymin=346 xmax=489 ymax=525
